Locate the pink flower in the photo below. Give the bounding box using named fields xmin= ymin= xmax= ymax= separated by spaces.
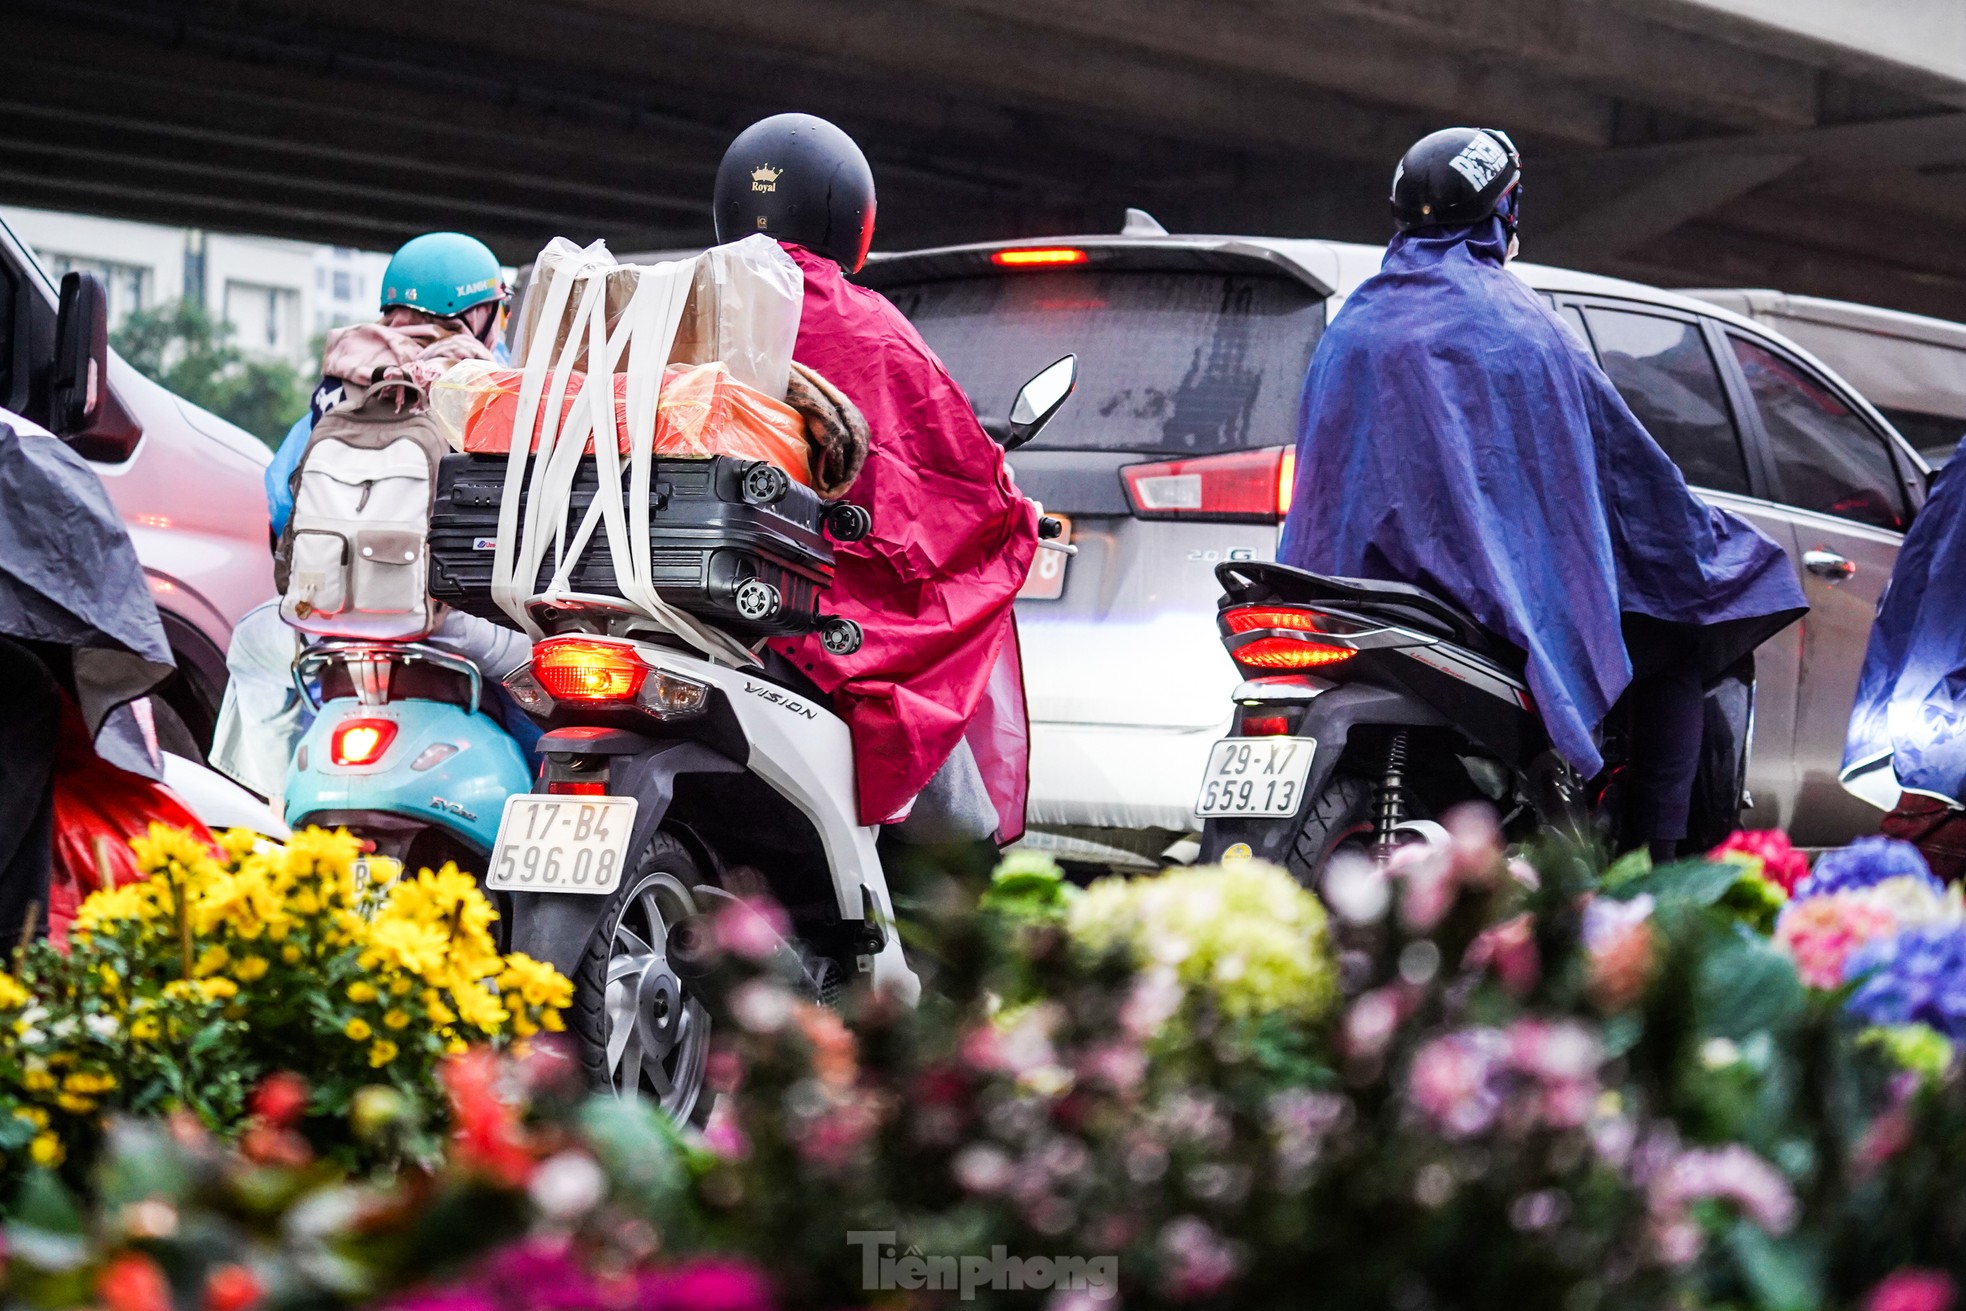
xmin=1408 ymin=1029 xmax=1506 ymax=1139
xmin=1444 ymin=803 xmax=1504 ymax=882
xmin=714 ymin=896 xmax=792 ymax=963
xmin=1711 ymin=829 xmax=1810 ymax=893
xmin=1774 ymin=893 xmax=1901 ymax=989
xmin=1342 ymin=988 xmax=1403 ymax=1063
xmin=1866 ymin=1270 xmax=1958 ymax=1311
xmin=637 ymin=1258 xmax=775 ymax=1311
xmin=1464 ymin=912 xmax=1539 ymax=998
xmin=1157 ymin=1216 xmax=1243 ymax=1301
xmin=1650 ymin=1144 xmax=1797 ymax=1237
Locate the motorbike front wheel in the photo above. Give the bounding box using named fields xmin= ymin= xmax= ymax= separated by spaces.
xmin=569 ymin=832 xmax=715 ymax=1124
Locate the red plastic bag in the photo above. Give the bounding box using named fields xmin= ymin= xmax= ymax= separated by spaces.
xmin=432 ymin=361 xmax=811 ymax=486
xmin=47 ymin=695 xmax=215 ymax=945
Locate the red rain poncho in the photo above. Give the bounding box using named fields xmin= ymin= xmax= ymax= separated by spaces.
xmin=770 ymin=245 xmax=1038 ymax=835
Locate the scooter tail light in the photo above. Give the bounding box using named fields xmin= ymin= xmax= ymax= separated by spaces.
xmin=1121 ymin=446 xmax=1292 ymax=522
xmin=547 ymin=781 xmax=607 ymax=796
xmin=1240 ymin=714 xmax=1292 ymax=736
xmin=1230 ymin=637 xmax=1357 ymax=671
xmin=1222 ymin=605 xmax=1370 ymax=636
xmin=330 ymin=717 xmax=399 ymax=766
xmin=532 ymin=638 xmax=648 ymax=703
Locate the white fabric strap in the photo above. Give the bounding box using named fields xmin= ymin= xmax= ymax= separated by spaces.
xmin=494 ymin=242 xmax=759 ymax=667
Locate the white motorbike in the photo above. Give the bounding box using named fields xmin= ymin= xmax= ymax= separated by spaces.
xmin=481 ymin=357 xmax=1078 ymax=1122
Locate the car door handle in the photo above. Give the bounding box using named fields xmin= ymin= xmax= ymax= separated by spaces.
xmin=1803 ymin=548 xmax=1856 ymax=582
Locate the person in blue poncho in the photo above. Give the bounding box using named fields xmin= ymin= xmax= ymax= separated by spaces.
xmin=1842 ymin=442 xmax=1966 ymax=879
xmin=1278 ymin=127 xmax=1807 ymax=859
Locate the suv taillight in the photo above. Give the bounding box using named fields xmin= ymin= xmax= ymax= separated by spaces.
xmin=1121 ymin=446 xmax=1294 ymax=523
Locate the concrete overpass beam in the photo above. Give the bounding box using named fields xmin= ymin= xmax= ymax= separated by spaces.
xmin=1295 ymin=0 xmax=1820 ymax=130
xmin=1612 ymin=0 xmax=1966 ymax=107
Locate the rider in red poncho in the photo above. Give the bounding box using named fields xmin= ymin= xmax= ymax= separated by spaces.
xmin=713 ymin=114 xmax=1040 ymax=841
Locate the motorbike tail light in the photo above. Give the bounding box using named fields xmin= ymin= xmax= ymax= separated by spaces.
xmin=1225 ymin=606 xmax=1329 ymax=635
xmin=1121 ymin=446 xmax=1292 ymax=523
xmin=1230 ymin=637 xmax=1357 ymax=671
xmin=331 ymin=717 xmax=399 ymax=766
xmin=1240 ymin=714 xmax=1291 ymax=736
xmin=991 ymin=247 xmax=1089 ymax=268
xmin=547 ymin=781 xmax=607 ymax=796
xmin=532 ymin=638 xmax=648 ymax=703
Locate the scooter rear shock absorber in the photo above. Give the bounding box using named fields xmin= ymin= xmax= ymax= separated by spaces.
xmin=1374 ymin=730 xmax=1411 ymax=860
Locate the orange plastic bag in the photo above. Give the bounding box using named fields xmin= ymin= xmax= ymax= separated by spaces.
xmin=431 ymin=360 xmax=811 ymax=487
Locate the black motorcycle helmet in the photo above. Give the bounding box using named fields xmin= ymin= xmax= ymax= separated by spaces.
xmin=1390 ymin=127 xmax=1522 ymax=236
xmin=713 ymin=113 xmax=877 ymax=273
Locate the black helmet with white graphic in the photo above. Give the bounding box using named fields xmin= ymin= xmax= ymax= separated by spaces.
xmin=1390 ymin=127 xmax=1522 ymax=235
xmin=713 ymin=113 xmax=877 ymax=273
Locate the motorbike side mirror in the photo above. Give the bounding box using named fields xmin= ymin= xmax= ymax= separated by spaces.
xmin=1002 ymin=354 xmax=1077 ymax=451
xmin=52 ymin=272 xmax=109 ymax=439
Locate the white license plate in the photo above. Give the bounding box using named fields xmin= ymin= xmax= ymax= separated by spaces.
xmin=487 ymin=795 xmax=639 ymax=895
xmin=1195 ymin=737 xmax=1317 ymax=818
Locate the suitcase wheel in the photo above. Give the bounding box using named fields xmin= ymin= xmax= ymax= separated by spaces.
xmin=735 ymin=578 xmax=783 ymax=622
xmin=823 ymin=502 xmax=871 ymax=543
xmin=820 ymin=617 xmax=864 ymax=656
xmin=741 ymin=462 xmax=791 ymax=506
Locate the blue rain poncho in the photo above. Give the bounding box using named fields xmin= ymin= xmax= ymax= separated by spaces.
xmin=1843 ymin=440 xmax=1966 ymax=804
xmin=1278 ymin=220 xmax=1806 ymax=775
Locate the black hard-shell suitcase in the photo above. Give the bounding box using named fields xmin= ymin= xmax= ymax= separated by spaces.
xmin=427 ymin=454 xmax=864 ymax=639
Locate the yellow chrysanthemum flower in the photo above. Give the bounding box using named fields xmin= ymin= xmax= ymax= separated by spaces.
xmin=382 ymin=1008 xmax=410 ymax=1031
xmin=234 ymin=956 xmax=269 ymax=983
xmin=0 ymin=972 xmax=30 ymax=1011
xmin=367 ymin=1040 xmax=399 ymax=1067
xmin=30 ymin=1133 xmax=63 ymax=1167
xmin=22 ymin=1068 xmax=54 ymax=1094
xmin=344 ymin=1018 xmax=373 ymax=1042
xmin=55 ymin=1093 xmax=96 ymax=1114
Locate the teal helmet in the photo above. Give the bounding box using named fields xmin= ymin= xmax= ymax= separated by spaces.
xmin=379 ymin=232 xmax=505 ymax=317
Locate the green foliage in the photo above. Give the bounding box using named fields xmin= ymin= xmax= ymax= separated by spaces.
xmin=111 ymin=299 xmax=310 ymax=446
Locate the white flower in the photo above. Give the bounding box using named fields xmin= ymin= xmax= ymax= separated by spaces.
xmin=84 ymin=1014 xmax=120 ymax=1040
xmin=527 ymin=1151 xmax=607 ymax=1222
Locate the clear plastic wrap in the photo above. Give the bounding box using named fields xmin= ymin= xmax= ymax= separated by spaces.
xmin=429 ymin=359 xmax=812 ymax=486
xmin=512 ymin=234 xmax=801 ymax=392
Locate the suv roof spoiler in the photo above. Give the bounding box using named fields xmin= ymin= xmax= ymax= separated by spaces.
xmin=859 ymin=234 xmax=1334 ymax=298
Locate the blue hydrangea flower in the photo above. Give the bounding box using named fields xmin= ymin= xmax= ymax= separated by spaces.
xmin=1844 ymin=925 xmax=1966 ymax=1041
xmin=1794 ymin=837 xmax=1940 ymax=901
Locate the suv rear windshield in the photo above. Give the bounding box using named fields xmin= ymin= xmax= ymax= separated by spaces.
xmin=884 ymin=269 xmax=1325 ymax=454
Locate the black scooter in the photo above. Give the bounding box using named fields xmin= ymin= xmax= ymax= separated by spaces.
xmin=1195 ymin=562 xmax=1755 ymax=881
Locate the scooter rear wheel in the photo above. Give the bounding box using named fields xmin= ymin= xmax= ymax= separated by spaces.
xmin=1284 ymin=774 xmax=1377 ymax=887
xmin=570 ymin=833 xmax=715 ymax=1125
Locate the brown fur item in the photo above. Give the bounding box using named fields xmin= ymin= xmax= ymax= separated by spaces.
xmin=784 ymin=360 xmax=869 ymax=500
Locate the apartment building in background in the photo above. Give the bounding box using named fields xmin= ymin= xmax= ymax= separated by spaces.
xmin=0 ymin=205 xmax=393 ymax=369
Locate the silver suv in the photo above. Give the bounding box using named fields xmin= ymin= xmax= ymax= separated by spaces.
xmin=862 ymin=224 xmax=1929 ymax=860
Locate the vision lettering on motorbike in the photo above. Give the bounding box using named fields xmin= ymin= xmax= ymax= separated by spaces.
xmin=743 ymin=680 xmax=819 ymax=720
